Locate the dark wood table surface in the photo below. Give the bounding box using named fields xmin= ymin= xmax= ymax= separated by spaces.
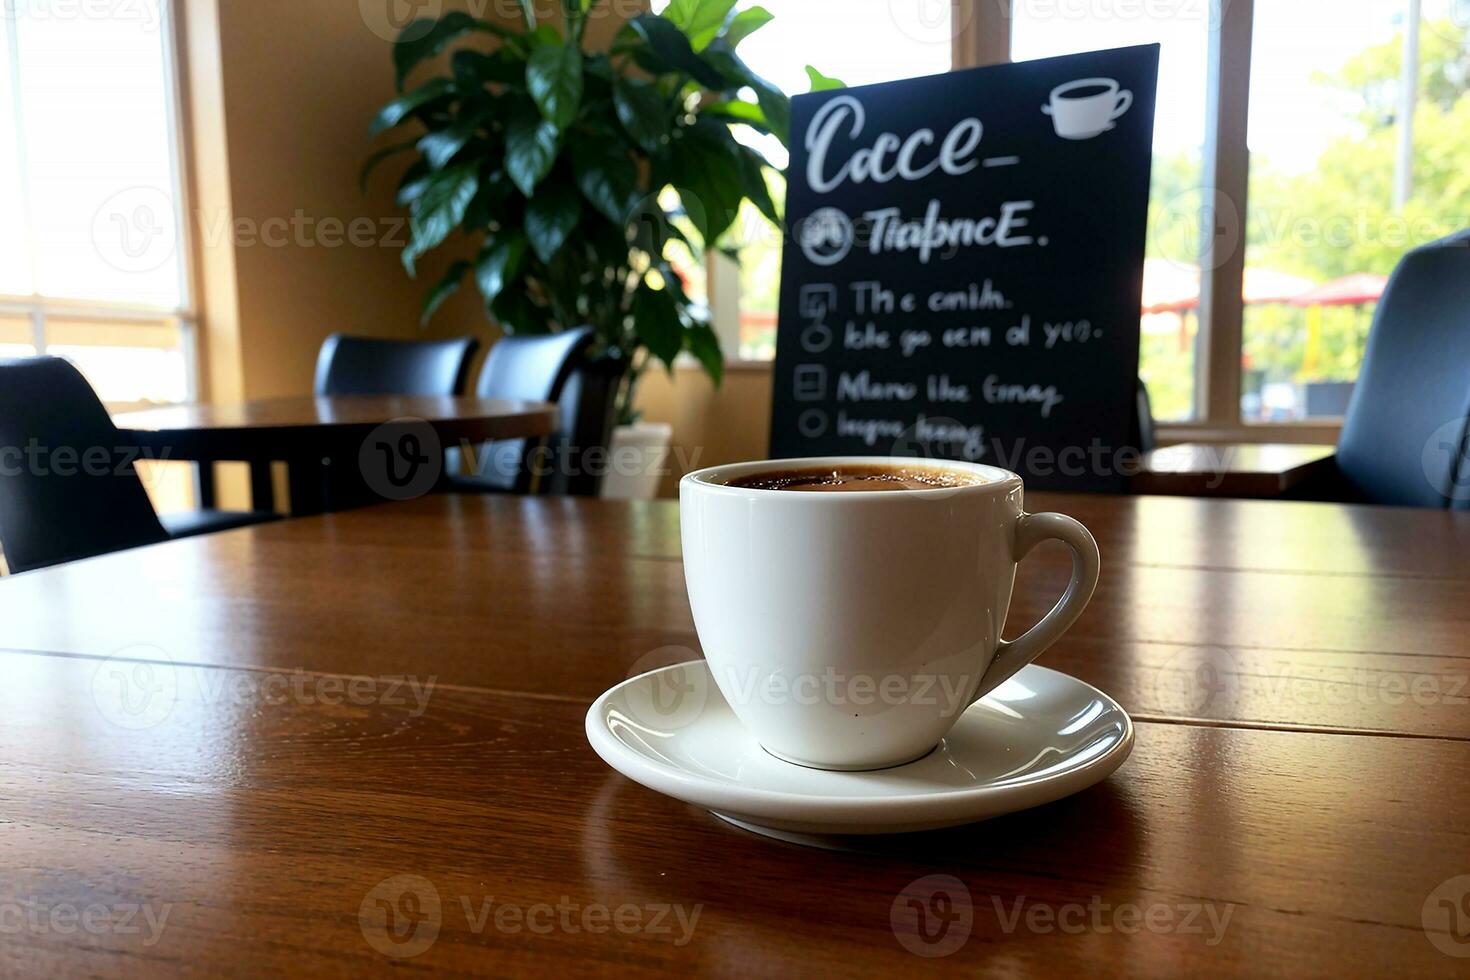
xmin=1132 ymin=442 xmax=1338 ymax=498
xmin=1 ymin=492 xmax=1467 ymax=975
xmin=113 ymin=396 xmax=556 ymax=514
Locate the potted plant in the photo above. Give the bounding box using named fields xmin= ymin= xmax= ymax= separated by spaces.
xmin=364 ymin=0 xmax=822 ymax=495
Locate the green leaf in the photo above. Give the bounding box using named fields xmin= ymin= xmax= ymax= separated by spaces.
xmin=401 ymin=163 xmax=479 ymax=275
xmin=668 ymin=119 xmax=746 ymax=247
xmin=490 ymin=286 xmax=550 ymax=335
xmin=417 ymin=114 xmax=481 ymax=170
xmin=475 ymin=231 xmax=528 ymax=307
xmin=723 ymin=6 xmax=772 ymax=48
xmin=571 ymin=135 xmax=639 ymax=223
xmin=394 ymin=13 xmax=516 ymax=91
xmin=524 ymin=183 xmax=583 ymax=262
xmin=684 ymin=318 xmax=724 ymax=386
xmin=612 ymin=77 xmax=667 ymax=152
xmin=395 ymin=159 xmax=430 ymax=207
xmin=627 ymin=14 xmax=728 ymax=89
xmin=664 ymin=0 xmax=737 ymax=51
xmin=370 ymin=77 xmax=454 ymax=136
xmin=421 ymin=260 xmax=471 ymax=325
xmin=700 ymin=40 xmax=789 ymax=144
xmin=359 ymin=139 xmax=416 ymax=193
xmin=452 ymin=48 xmax=526 ymax=87
xmin=700 ymin=99 xmax=768 ymax=130
xmin=806 ymin=65 xmax=846 ymax=92
xmin=631 ymin=281 xmax=683 ymax=369
xmin=505 ymin=107 xmax=560 ymax=196
xmin=527 ymin=41 xmax=583 ymax=130
xmin=736 ymin=146 xmax=779 ymax=226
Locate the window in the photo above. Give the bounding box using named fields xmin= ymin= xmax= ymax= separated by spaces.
xmin=0 ymin=0 xmax=194 ymax=410
xmin=1011 ymin=0 xmax=1210 ymax=422
xmin=1241 ymin=0 xmax=1464 ymax=421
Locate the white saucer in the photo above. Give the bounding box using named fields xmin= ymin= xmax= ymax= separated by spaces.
xmin=585 ymin=660 xmax=1133 ymax=846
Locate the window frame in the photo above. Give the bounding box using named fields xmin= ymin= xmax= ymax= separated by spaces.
xmin=0 ymin=0 xmax=199 ymax=409
xmin=712 ymin=0 xmax=1347 ymax=443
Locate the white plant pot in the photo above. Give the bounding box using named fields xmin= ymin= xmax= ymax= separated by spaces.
xmin=599 ymin=422 xmax=674 ymax=500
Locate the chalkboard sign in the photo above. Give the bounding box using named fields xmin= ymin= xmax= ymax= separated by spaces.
xmin=769 ymin=45 xmax=1160 ymax=491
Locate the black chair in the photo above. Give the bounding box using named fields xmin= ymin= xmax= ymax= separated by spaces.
xmin=442 ymin=326 xmax=599 ymax=495
xmin=1132 ymin=377 xmax=1157 ymax=453
xmin=313 ymin=333 xmax=479 ymax=397
xmin=1336 ymin=233 xmax=1470 ymax=508
xmin=0 ymin=357 xmax=276 ymax=574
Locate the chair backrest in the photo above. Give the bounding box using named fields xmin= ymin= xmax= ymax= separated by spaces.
xmin=1338 ymin=233 xmax=1470 ymax=508
xmin=313 ymin=334 xmax=479 ymax=397
xmin=1132 ymin=377 xmax=1157 ymax=454
xmin=465 ymin=326 xmax=597 ymax=493
xmin=0 ymin=357 xmax=168 ymax=573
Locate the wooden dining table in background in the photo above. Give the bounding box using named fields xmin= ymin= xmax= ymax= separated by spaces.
xmin=0 ymin=492 xmax=1466 ymax=974
xmin=113 ymin=395 xmax=556 ymax=515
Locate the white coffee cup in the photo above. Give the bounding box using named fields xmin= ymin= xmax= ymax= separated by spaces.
xmin=679 ymin=457 xmax=1100 ymax=771
xmin=1043 ymin=77 xmax=1132 ymax=139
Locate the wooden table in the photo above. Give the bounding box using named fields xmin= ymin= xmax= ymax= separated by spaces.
xmin=1133 ymin=442 xmax=1339 ymax=498
xmin=114 ymin=395 xmax=555 ymax=515
xmin=1 ymin=492 xmax=1466 ymax=975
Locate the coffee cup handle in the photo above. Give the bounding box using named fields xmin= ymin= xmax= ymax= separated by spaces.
xmin=969 ymin=512 xmax=1100 ymax=706
xmin=1111 ymin=89 xmax=1133 ymax=119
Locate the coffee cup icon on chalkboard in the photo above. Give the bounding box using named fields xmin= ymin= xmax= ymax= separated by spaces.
xmin=1042 ymin=77 xmax=1132 ymax=140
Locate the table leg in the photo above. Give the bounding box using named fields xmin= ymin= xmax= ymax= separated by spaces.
xmin=195 ymin=462 xmax=216 ymax=509
xmin=287 ymin=459 xmax=328 ymax=517
xmin=250 ymin=461 xmax=275 ymax=513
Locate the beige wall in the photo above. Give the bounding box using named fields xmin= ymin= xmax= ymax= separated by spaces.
xmin=635 ymin=364 xmax=773 ymax=496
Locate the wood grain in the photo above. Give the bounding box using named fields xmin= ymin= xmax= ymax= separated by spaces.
xmin=1 ymin=648 xmax=1465 ymax=977
xmin=2 ymin=493 xmax=1469 ymax=974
